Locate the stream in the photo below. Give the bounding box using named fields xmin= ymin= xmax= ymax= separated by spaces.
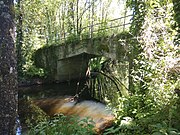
xmin=18 ymin=80 xmax=115 ymax=134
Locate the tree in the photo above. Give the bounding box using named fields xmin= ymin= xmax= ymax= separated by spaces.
xmin=0 ymin=0 xmax=17 ymax=134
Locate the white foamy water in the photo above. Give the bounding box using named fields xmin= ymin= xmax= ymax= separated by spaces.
xmin=34 ymin=96 xmax=115 ymax=133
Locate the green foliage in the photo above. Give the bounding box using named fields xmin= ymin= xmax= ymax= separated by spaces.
xmin=16 ymin=0 xmax=180 ymax=134
xmin=15 ymin=0 xmax=130 ymax=78
xmin=65 ymin=33 xmax=80 ymax=44
xmin=103 ymin=0 xmax=180 ymax=134
xmin=88 ymin=57 xmax=129 ymax=104
xmin=24 ymin=65 xmax=46 ymax=78
xmin=18 ymin=97 xmax=49 ymax=128
xmin=19 ymin=97 xmax=95 ymax=134
xmin=89 ymin=57 xmax=104 ymax=72
xmin=126 ymin=0 xmax=147 ymax=35
xmin=172 ymin=0 xmax=180 ymax=45
xmin=27 ymin=114 xmax=95 ymax=135
xmin=130 ymin=0 xmax=179 ymax=96
xmin=150 ymin=122 xmax=180 ymax=135
xmin=104 ymin=117 xmax=136 ymax=135
xmin=104 ymin=94 xmax=180 ymax=134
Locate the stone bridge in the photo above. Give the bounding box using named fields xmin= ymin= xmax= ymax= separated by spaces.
xmin=34 ymin=33 xmax=130 ymax=82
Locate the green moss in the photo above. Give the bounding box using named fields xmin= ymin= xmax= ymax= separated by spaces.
xmin=18 ymin=97 xmax=49 ymax=128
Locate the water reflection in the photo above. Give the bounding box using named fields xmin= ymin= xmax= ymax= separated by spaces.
xmin=16 ymin=117 xmax=21 ymax=135
xmin=18 ymin=81 xmax=85 ymax=99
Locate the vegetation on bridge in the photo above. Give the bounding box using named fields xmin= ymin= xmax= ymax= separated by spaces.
xmin=0 ymin=0 xmax=179 ymax=134
xmin=16 ymin=0 xmax=131 ymax=78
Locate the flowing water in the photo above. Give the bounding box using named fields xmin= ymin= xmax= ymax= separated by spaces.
xmin=34 ymin=96 xmax=114 ymax=133
xmin=18 ymin=81 xmax=115 ymax=134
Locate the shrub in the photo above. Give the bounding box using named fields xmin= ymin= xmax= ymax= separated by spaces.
xmin=27 ymin=114 xmax=95 ymax=135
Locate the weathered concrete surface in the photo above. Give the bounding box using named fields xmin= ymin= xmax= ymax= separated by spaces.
xmin=35 ymin=50 xmax=95 ymax=82
xmin=55 ymin=53 xmax=93 ymax=81
xmin=34 ymin=36 xmax=128 ymax=82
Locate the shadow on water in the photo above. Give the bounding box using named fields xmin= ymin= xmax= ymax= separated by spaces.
xmin=19 ymin=79 xmax=101 ymax=102
xmin=19 ymin=80 xmax=85 ymax=99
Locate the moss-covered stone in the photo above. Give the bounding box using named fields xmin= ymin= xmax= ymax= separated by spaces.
xmin=18 ymin=97 xmax=49 ymax=129
xmin=33 ymin=32 xmax=130 ymax=82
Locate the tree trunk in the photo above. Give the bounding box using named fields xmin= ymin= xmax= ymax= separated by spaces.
xmin=16 ymin=0 xmax=23 ymax=77
xmin=0 ymin=1 xmax=17 ymax=134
